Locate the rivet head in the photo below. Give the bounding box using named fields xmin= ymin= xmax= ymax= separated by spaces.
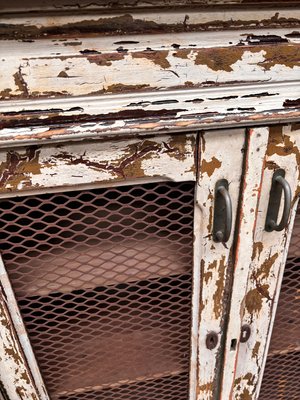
xmin=240 ymin=324 xmax=251 ymax=343
xmin=206 ymin=331 xmax=218 ymax=350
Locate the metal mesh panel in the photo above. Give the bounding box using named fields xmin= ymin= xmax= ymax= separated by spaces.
xmin=0 ymin=181 xmax=194 ymax=400
xmin=259 ymin=205 xmax=300 ymax=400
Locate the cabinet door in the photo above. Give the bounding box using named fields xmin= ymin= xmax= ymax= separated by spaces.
xmin=194 ymin=128 xmax=245 ymax=400
xmin=0 ymin=129 xmax=248 ymax=400
xmin=220 ymin=124 xmax=300 ymax=400
xmin=0 ymin=133 xmax=197 ymax=400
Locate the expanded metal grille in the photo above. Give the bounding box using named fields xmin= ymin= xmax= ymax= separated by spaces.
xmin=0 ymin=181 xmax=194 ymax=400
xmin=259 ymin=205 xmax=300 ymax=400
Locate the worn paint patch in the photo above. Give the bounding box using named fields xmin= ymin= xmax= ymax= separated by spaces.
xmin=175 ymin=44 xmax=300 ymax=72
xmin=252 ymin=341 xmax=261 ymax=359
xmin=244 ymin=288 xmax=263 ymax=314
xmin=202 ymin=156 xmax=222 ymax=177
xmin=213 ymin=256 xmax=226 ymax=319
xmin=255 ymin=252 xmax=279 ymax=280
xmin=244 ymin=282 xmax=271 ymax=314
xmin=267 ymin=126 xmax=300 ymax=181
xmin=252 ymin=241 xmax=263 ymax=260
xmin=87 ymin=52 xmax=125 ymax=66
xmin=0 ymin=147 xmax=41 ymax=190
xmin=132 ymin=50 xmax=171 ymax=69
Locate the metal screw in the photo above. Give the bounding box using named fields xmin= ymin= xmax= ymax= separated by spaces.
xmin=240 ymin=324 xmax=251 ymax=343
xmin=206 ymin=332 xmax=218 ymax=350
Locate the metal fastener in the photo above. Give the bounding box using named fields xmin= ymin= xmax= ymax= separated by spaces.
xmin=206 ymin=332 xmax=218 ymax=350
xmin=240 ymin=324 xmax=251 ymax=343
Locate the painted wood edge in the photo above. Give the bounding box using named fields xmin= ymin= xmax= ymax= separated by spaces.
xmin=0 ymin=28 xmax=299 ymax=102
xmin=0 ymin=133 xmax=196 ymax=197
xmin=195 ymin=128 xmax=245 ymax=399
xmin=0 ymin=81 xmax=299 ymax=147
xmin=1 ymin=7 xmax=299 ymax=38
xmin=0 ymin=256 xmax=47 ymax=400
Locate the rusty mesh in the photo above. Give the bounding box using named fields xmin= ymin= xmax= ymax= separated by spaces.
xmin=0 ymin=181 xmax=194 ymax=400
xmin=259 ymin=206 xmax=300 ymax=400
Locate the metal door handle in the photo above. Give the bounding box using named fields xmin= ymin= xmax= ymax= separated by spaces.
xmin=265 ymin=169 xmax=292 ymax=232
xmin=213 ymin=179 xmax=232 ymax=242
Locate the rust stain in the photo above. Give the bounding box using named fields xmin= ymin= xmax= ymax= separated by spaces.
xmin=244 ymin=285 xmax=270 ymax=314
xmin=87 ymin=52 xmax=125 ymax=66
xmin=234 ymin=372 xmax=255 ymax=396
xmin=256 ymin=253 xmax=279 ymax=280
xmin=207 ymin=191 xmax=214 ymax=232
xmin=202 ymin=156 xmax=222 ymax=177
xmin=13 ymin=68 xmax=29 ymax=97
xmin=240 ymin=387 xmax=252 ymax=400
xmin=0 ymin=147 xmax=41 ymax=190
xmin=267 ymin=125 xmax=300 ymax=187
xmin=168 ymin=134 xmax=195 ymax=162
xmin=252 ymin=241 xmax=263 ymax=260
xmin=132 ymin=50 xmax=171 ymax=69
xmin=258 ymin=44 xmax=300 ymax=70
xmin=252 ymin=341 xmax=261 ymax=359
xmin=106 ymin=83 xmax=150 ymax=93
xmin=266 ymin=160 xmax=280 ymax=170
xmin=197 ymin=381 xmax=213 ymax=394
xmin=175 ymin=44 xmax=299 ymax=72
xmin=0 ymin=88 xmax=12 ymax=99
xmin=213 ymin=256 xmax=226 ymax=319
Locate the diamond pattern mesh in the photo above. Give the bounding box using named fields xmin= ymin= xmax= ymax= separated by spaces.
xmin=259 ymin=205 xmax=300 ymax=400
xmin=0 ymin=181 xmax=194 ymax=400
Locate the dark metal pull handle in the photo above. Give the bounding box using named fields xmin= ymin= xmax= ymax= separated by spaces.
xmin=265 ymin=169 xmax=292 ymax=232
xmin=213 ymin=179 xmax=232 ymax=242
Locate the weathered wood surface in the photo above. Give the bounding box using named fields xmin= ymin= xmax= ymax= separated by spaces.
xmin=0 ymin=82 xmax=299 ymax=146
xmin=0 ymin=28 xmax=299 ymax=102
xmin=231 ymin=125 xmax=300 ymax=399
xmin=1 ymin=0 xmax=299 ymax=14
xmin=1 ymin=8 xmax=299 ymax=39
xmin=194 ymin=129 xmax=245 ymax=399
xmin=0 ymin=133 xmax=196 ymax=196
xmin=219 ymin=127 xmax=269 ymax=399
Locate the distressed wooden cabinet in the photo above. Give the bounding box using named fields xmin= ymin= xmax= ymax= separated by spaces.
xmin=0 ymin=1 xmax=299 ymax=400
